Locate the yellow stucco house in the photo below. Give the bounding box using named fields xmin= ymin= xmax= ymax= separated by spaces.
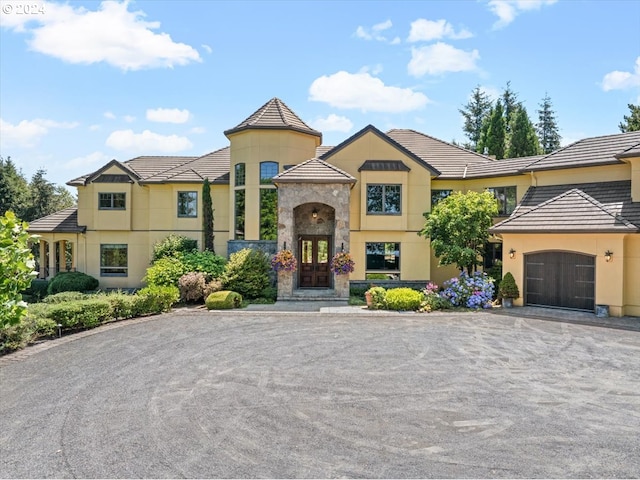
xmin=28 ymin=98 xmax=640 ymax=316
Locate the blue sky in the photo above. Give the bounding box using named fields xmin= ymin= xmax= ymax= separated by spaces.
xmin=1 ymin=0 xmax=639 ymax=190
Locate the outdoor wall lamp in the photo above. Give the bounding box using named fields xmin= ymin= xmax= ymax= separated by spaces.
xmin=605 ymin=250 xmax=613 ymax=262
xmin=509 ymin=248 xmax=516 ymax=259
xmin=312 ymin=208 xmax=318 ymax=219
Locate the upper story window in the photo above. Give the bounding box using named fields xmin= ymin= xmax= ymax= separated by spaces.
xmin=488 ymin=186 xmax=517 ymax=215
xmin=98 ymin=192 xmax=126 ymax=210
xmin=431 ymin=189 xmax=452 ymax=209
xmin=235 ymin=163 xmax=245 ymax=187
xmin=367 ymin=184 xmax=401 ymax=215
xmin=177 ymin=191 xmax=197 ymax=217
xmin=260 ymin=161 xmax=279 ymax=184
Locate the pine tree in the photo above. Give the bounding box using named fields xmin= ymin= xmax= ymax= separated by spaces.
xmin=202 ymin=178 xmax=215 ymax=252
xmin=536 ymin=93 xmax=562 ymax=154
xmin=0 ymin=157 xmax=29 ymax=218
xmin=485 ymin=100 xmax=506 ymax=159
xmin=507 ymin=106 xmax=540 ymax=158
xmin=619 ymin=104 xmax=640 ymax=132
xmin=459 ymin=85 xmax=492 ymax=151
xmin=501 ymin=81 xmax=520 ymax=136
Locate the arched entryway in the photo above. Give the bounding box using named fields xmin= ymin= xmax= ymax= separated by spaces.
xmin=294 ymin=203 xmax=334 ymax=289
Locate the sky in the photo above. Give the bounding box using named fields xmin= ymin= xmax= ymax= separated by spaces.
xmin=1 ymin=0 xmax=639 ymax=191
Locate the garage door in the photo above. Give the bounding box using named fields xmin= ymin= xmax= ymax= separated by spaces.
xmin=525 ymin=251 xmax=595 ymax=311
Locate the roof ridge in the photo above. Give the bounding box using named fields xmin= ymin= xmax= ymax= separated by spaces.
xmin=388 ymin=128 xmax=495 ymax=162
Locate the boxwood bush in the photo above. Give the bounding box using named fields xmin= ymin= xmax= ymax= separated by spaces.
xmin=221 ymin=248 xmax=270 ymax=299
xmin=136 ymin=285 xmax=180 ymax=314
xmin=46 ymin=298 xmax=114 ymax=329
xmin=385 ymin=287 xmax=424 ymax=311
xmin=205 ymin=290 xmax=243 ymax=310
xmin=47 ymin=272 xmax=99 ymax=295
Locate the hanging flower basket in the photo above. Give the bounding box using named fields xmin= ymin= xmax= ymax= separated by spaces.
xmin=330 ymin=251 xmax=355 ymax=275
xmin=271 ymin=249 xmax=297 ymax=272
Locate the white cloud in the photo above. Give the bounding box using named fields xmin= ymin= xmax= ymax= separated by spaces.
xmin=487 ymin=0 xmax=557 ymax=29
xmin=2 ymin=0 xmax=201 ymax=71
xmin=123 ymin=115 xmax=136 ymax=123
xmin=64 ymin=151 xmax=111 ymax=169
xmin=354 ymin=19 xmax=396 ymax=43
xmin=310 ymin=114 xmax=354 ymax=133
xmin=0 ymin=1 xmax=47 ymax=31
xmin=309 ymin=71 xmax=429 ymax=113
xmin=103 ymin=111 xmax=116 ymax=120
xmin=201 ymin=44 xmax=212 ymax=54
xmin=408 ymin=42 xmax=480 ymax=76
xmin=0 ymin=118 xmax=78 ymax=147
xmin=602 ymin=57 xmax=640 ymax=92
xmin=106 ymin=129 xmax=193 ymax=152
xmin=146 ymin=108 xmax=191 ymax=124
xmin=407 ymin=19 xmax=473 ymax=42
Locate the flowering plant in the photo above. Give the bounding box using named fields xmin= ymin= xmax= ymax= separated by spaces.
xmin=440 ymin=271 xmax=494 ymax=309
xmin=271 ymin=249 xmax=297 ymax=272
xmin=330 ymin=251 xmax=355 ymax=275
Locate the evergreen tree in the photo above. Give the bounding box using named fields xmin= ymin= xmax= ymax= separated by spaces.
xmin=23 ymin=169 xmax=74 ymax=221
xmin=484 ymin=100 xmax=506 ymax=159
xmin=619 ymin=104 xmax=640 ymax=132
xmin=507 ymin=106 xmax=541 ymax=158
xmin=459 ymin=85 xmax=492 ymax=150
xmin=202 ymin=178 xmax=215 ymax=252
xmin=536 ymin=93 xmax=562 ymax=154
xmin=0 ymin=156 xmax=29 ymax=218
xmin=501 ymin=81 xmax=520 ymax=136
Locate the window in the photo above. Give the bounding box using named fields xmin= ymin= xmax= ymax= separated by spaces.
xmin=367 ymin=184 xmax=401 ymax=214
xmin=488 ymin=186 xmax=517 ymax=215
xmin=235 ymin=163 xmax=245 ymax=186
xmin=98 ymin=193 xmax=126 ymax=210
xmin=234 ymin=189 xmax=245 ymax=240
xmin=260 ymin=189 xmax=278 ymax=240
xmin=100 ymin=244 xmax=127 ymax=276
xmin=431 ymin=189 xmax=452 ymax=208
xmin=260 ymin=161 xmax=279 ymax=184
xmin=366 ymin=242 xmax=400 ymax=273
xmin=177 ymin=191 xmax=197 ymax=217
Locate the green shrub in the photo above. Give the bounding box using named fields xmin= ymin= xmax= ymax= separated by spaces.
xmin=43 ymin=291 xmax=89 ymax=304
xmin=22 ymin=279 xmax=49 ymax=302
xmin=487 ymin=261 xmax=503 ymax=300
xmin=367 ymin=286 xmax=387 ymax=310
xmin=205 ymin=290 xmax=243 ymax=310
xmin=259 ymin=286 xmax=277 ymax=302
xmin=47 ymin=272 xmax=99 ymax=295
xmin=102 ymin=291 xmax=138 ymax=319
xmin=203 ymin=279 xmax=223 ymax=299
xmin=1 ymin=320 xmax=33 ymax=354
xmin=178 ymin=272 xmax=207 ymax=302
xmin=136 ymin=285 xmax=179 ymax=314
xmin=152 ymin=234 xmax=198 ymax=261
xmin=221 ymin=248 xmax=270 ymax=299
xmin=46 ymin=298 xmax=113 ymax=329
xmin=181 ymin=251 xmax=226 ymax=279
xmin=349 ymin=285 xmax=368 ymax=299
xmin=499 ymin=271 xmax=520 ymax=299
xmin=143 ymin=256 xmax=188 ymax=288
xmin=385 ymin=288 xmax=424 ymax=311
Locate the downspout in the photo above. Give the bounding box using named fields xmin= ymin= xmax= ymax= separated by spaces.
xmin=529 ymin=170 xmax=537 ymax=187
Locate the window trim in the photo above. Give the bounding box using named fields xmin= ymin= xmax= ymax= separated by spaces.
xmin=177 ymin=191 xmax=198 ymax=218
xmin=98 ymin=192 xmax=126 ymax=210
xmin=100 ymin=244 xmax=128 ymax=277
xmin=366 ymin=184 xmax=402 ymax=215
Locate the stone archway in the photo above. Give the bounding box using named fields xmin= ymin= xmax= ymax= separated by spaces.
xmin=275 ymin=182 xmax=352 ymax=300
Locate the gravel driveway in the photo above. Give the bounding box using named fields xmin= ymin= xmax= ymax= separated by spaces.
xmin=1 ymin=309 xmax=639 ymax=478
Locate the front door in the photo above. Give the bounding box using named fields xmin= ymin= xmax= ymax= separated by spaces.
xmin=299 ymin=235 xmax=331 ymax=288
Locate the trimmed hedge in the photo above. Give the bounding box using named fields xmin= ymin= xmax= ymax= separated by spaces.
xmin=47 ymin=272 xmax=99 ymax=295
xmin=205 ymin=291 xmax=243 ymax=310
xmin=385 ymin=287 xmax=424 ymax=311
xmin=46 ymin=298 xmax=114 ymax=329
xmin=136 ymin=285 xmax=180 ymax=314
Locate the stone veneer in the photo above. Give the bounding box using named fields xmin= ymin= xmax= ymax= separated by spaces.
xmin=276 ymin=182 xmax=352 ymax=300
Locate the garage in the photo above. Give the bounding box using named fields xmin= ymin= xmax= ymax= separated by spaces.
xmin=525 ymin=251 xmax=595 ymax=312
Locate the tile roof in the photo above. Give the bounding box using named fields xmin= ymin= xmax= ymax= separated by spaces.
xmin=358 ymin=160 xmax=410 ymax=172
xmin=524 ymin=131 xmax=640 ymax=171
xmin=224 ymin=97 xmax=321 ymax=139
xmin=27 ymin=208 xmax=85 ymax=233
xmin=320 ymin=125 xmax=440 ymax=176
xmin=273 ymin=158 xmax=356 ymax=184
xmin=140 ymin=147 xmax=230 ymax=184
xmin=616 ymin=142 xmax=640 ymax=160
xmin=491 ymin=180 xmax=640 ymax=233
xmin=385 ymin=129 xmax=493 ymax=178
xmin=464 ymin=155 xmax=542 ymax=179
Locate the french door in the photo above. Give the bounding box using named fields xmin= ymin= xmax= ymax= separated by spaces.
xmin=299 ymin=235 xmax=331 ymax=288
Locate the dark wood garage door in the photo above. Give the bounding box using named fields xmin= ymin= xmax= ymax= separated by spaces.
xmin=525 ymin=251 xmax=595 ymax=312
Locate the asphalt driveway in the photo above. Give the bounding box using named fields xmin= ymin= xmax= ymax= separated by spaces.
xmin=1 ymin=309 xmax=639 ymax=478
